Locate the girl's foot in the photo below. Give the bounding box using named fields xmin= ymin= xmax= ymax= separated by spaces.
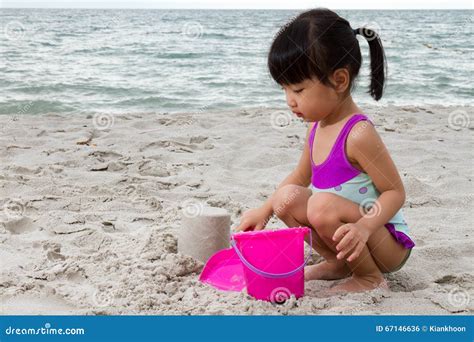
xmin=328 ymin=273 xmax=389 ymax=294
xmin=304 ymin=261 xmax=351 ymax=280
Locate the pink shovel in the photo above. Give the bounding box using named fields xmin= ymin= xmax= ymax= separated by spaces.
xmin=198 ymin=247 xmax=246 ymax=292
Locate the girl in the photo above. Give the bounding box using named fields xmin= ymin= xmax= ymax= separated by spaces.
xmin=235 ymin=8 xmax=415 ymax=293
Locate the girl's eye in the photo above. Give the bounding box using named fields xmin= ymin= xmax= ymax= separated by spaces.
xmin=294 ymin=88 xmax=304 ymax=94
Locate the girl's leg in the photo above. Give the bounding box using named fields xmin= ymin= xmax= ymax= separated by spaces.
xmin=306 ymin=192 xmax=410 ymax=292
xmin=271 ymin=185 xmax=351 ymax=280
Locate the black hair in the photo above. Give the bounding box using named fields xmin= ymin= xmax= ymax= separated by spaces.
xmin=268 ymin=8 xmax=387 ymax=101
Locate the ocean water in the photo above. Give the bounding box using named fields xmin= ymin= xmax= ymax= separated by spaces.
xmin=0 ymin=9 xmax=472 ymax=115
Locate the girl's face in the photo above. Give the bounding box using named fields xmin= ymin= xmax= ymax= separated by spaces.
xmin=282 ymin=77 xmax=341 ymax=122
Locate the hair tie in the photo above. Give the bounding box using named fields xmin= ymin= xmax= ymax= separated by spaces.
xmin=352 ymin=28 xmax=359 ymax=36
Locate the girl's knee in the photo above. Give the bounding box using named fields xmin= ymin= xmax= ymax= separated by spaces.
xmin=307 ymin=193 xmax=340 ymax=238
xmin=272 ymin=184 xmax=305 ymax=218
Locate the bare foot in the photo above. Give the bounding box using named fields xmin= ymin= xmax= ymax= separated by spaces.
xmin=304 ymin=261 xmax=351 ymax=281
xmin=328 ymin=274 xmax=389 ymax=294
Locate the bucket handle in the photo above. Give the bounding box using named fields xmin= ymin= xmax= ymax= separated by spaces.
xmin=230 ymin=228 xmax=313 ymax=279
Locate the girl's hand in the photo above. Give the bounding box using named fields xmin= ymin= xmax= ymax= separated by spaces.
xmin=234 ymin=207 xmax=272 ymax=232
xmin=332 ymin=222 xmax=370 ymax=262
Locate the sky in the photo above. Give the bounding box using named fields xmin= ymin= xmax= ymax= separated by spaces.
xmin=1 ymin=0 xmax=473 ymax=9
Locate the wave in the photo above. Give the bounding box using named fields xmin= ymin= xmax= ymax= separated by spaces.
xmin=1 ymin=9 xmax=471 ymax=115
xmin=202 ymin=32 xmax=242 ymax=39
xmin=6 ymin=83 xmax=155 ymax=95
xmin=0 ymin=100 xmax=76 ymax=115
xmin=112 ymin=96 xmax=187 ymax=107
xmin=154 ymin=52 xmax=209 ymax=59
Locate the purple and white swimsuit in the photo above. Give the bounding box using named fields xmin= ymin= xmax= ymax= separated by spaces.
xmin=309 ymin=114 xmax=415 ymax=249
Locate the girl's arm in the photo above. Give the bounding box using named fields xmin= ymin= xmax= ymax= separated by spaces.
xmin=235 ymin=124 xmax=313 ymax=231
xmin=332 ymin=121 xmax=406 ymax=261
xmin=259 ymin=123 xmax=313 ymax=215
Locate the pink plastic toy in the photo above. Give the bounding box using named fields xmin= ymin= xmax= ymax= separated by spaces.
xmin=199 ymin=227 xmax=312 ymax=303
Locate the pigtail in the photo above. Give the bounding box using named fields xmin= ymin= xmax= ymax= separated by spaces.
xmin=355 ymin=27 xmax=387 ymax=101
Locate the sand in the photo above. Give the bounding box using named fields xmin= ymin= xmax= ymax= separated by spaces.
xmin=0 ymin=105 xmax=473 ymax=315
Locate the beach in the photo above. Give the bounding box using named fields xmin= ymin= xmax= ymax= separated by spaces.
xmin=0 ymin=104 xmax=472 ymax=315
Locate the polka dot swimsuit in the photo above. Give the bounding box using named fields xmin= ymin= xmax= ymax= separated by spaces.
xmin=309 ymin=114 xmax=415 ymax=249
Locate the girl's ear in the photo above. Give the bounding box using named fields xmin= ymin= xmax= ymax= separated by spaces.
xmin=330 ymin=68 xmax=350 ymax=94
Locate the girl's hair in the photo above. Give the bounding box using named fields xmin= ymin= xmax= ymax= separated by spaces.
xmin=268 ymin=8 xmax=387 ymax=101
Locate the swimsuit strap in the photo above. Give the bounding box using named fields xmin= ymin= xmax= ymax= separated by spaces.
xmin=331 ymin=114 xmax=371 ymax=159
xmin=309 ymin=114 xmax=370 ymax=165
xmin=309 ymin=114 xmax=372 ymax=189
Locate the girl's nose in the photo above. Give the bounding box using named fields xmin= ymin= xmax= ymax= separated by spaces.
xmin=286 ymin=94 xmax=297 ymax=109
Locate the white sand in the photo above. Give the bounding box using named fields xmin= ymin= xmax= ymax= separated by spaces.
xmin=0 ymin=105 xmax=473 ymax=315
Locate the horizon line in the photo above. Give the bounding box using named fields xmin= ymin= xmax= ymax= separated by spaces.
xmin=1 ymin=7 xmax=472 ymax=9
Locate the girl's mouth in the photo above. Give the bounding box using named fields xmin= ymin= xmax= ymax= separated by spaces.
xmin=293 ymin=112 xmax=303 ymax=118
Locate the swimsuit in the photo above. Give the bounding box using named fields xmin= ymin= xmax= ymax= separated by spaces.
xmin=309 ymin=113 xmax=415 ymax=250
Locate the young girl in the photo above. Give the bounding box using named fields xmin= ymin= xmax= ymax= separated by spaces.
xmin=235 ymin=8 xmax=415 ymax=293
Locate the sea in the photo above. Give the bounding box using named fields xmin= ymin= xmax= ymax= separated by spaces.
xmin=0 ymin=9 xmax=472 ymax=115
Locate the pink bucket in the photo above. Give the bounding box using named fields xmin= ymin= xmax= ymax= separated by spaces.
xmin=231 ymin=227 xmax=312 ymax=303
